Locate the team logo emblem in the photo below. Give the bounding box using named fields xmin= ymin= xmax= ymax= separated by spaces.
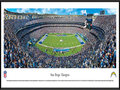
xmin=4 ymin=70 xmax=7 ymax=78
xmin=111 ymin=72 xmax=116 ymax=77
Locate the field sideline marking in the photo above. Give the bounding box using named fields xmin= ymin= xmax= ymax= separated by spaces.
xmin=38 ymin=43 xmax=83 ymax=49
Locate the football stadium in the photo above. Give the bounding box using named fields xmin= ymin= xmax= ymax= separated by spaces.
xmin=4 ymin=9 xmax=116 ymax=68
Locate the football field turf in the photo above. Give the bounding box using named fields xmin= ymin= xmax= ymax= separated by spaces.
xmin=42 ymin=34 xmax=81 ymax=48
xmin=35 ymin=33 xmax=85 ymax=57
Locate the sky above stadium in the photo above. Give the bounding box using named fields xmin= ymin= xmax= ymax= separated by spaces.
xmin=6 ymin=8 xmax=116 ymax=15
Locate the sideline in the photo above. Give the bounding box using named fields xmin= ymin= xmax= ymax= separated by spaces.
xmin=38 ymin=43 xmax=83 ymax=49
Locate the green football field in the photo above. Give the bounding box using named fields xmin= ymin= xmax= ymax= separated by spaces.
xmin=35 ymin=33 xmax=85 ymax=57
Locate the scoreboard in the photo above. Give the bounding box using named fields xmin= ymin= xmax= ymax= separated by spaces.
xmin=86 ymin=18 xmax=92 ymax=30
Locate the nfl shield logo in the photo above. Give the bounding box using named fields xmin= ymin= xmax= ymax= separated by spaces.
xmin=4 ymin=70 xmax=7 ymax=78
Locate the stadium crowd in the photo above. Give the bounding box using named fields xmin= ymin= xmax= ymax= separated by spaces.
xmin=25 ymin=16 xmax=87 ymax=26
xmin=4 ymin=15 xmax=116 ymax=68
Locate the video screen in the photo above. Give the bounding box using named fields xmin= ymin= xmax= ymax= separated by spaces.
xmin=1 ymin=2 xmax=119 ymax=88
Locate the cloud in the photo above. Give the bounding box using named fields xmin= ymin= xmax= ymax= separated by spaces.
xmin=32 ymin=8 xmax=41 ymax=13
xmin=16 ymin=8 xmax=52 ymax=14
xmin=67 ymin=8 xmax=74 ymax=12
xmin=15 ymin=8 xmax=86 ymax=15
xmin=107 ymin=8 xmax=116 ymax=15
xmin=66 ymin=8 xmax=78 ymax=15
xmin=41 ymin=8 xmax=47 ymax=14
xmin=41 ymin=8 xmax=51 ymax=14
xmin=94 ymin=13 xmax=99 ymax=16
xmin=54 ymin=11 xmax=58 ymax=14
xmin=17 ymin=8 xmax=30 ymax=13
xmin=69 ymin=11 xmax=78 ymax=15
xmin=74 ymin=12 xmax=77 ymax=15
xmin=81 ymin=10 xmax=87 ymax=15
